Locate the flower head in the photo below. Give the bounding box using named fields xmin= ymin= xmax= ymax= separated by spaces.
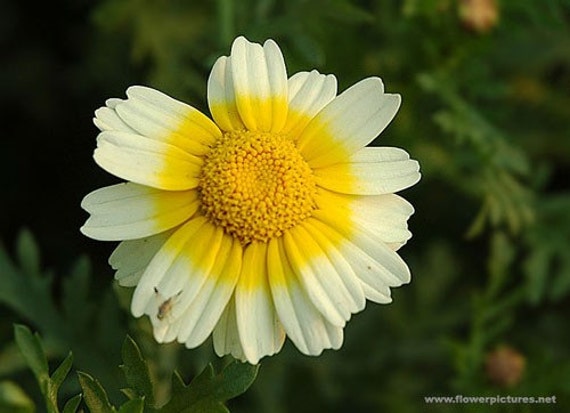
xmin=81 ymin=36 xmax=420 ymax=364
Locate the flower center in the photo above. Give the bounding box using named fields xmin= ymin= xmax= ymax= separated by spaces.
xmin=199 ymin=130 xmax=317 ymax=244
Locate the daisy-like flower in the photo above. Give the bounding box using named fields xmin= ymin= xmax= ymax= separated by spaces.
xmin=81 ymin=36 xmax=420 ymax=364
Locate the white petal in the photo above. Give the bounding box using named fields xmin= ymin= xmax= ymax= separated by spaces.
xmin=300 ymin=221 xmax=365 ymax=311
xmin=229 ymin=37 xmax=288 ymax=132
xmin=130 ymin=216 xmax=209 ymax=317
xmin=263 ymin=39 xmax=288 ymax=131
xmin=308 ymin=216 xmax=409 ymax=303
xmin=114 ymin=86 xmax=220 ymax=156
xmin=213 ymin=296 xmax=246 ymax=361
xmin=283 ymin=226 xmax=362 ymax=327
xmin=315 ymin=189 xmax=415 ymax=247
xmin=108 ymin=230 xmax=173 ymax=287
xmin=350 ymin=194 xmax=414 ymax=247
xmin=348 ymin=146 xmax=411 ymax=163
xmin=150 ymin=225 xmax=227 ymax=344
xmin=93 ymin=105 xmax=135 ymax=133
xmin=235 ymin=242 xmax=285 ymax=364
xmin=297 ymin=77 xmax=401 ymax=168
xmin=94 ymin=131 xmax=202 ymax=190
xmin=176 ymin=237 xmax=242 ymax=348
xmin=208 ymin=56 xmax=246 ymax=131
xmin=314 ymin=149 xmax=421 ymax=195
xmin=105 ymin=98 xmax=123 ymax=109
xmin=283 ymin=70 xmax=337 ymax=138
xmin=267 ymin=238 xmax=344 ymax=355
xmin=353 ymin=227 xmax=413 ymax=285
xmin=80 ymin=183 xmax=199 ymax=241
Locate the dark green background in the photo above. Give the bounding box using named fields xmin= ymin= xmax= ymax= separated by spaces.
xmin=1 ymin=0 xmax=569 ymax=412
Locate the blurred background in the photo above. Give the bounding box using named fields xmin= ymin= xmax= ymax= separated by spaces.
xmin=1 ymin=0 xmax=569 ymax=411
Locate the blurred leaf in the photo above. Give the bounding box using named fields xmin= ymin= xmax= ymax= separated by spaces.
xmin=524 ymin=195 xmax=570 ymax=304
xmin=0 ymin=232 xmax=63 ymax=341
xmin=419 ymin=72 xmax=535 ymax=236
xmin=14 ymin=325 xmax=49 ymax=387
xmin=325 ymin=0 xmax=374 ymax=23
xmin=0 ymin=342 xmax=27 ymax=376
xmin=0 ymin=381 xmax=35 ymax=413
xmin=15 ymin=229 xmax=40 ymax=278
xmin=487 ymin=232 xmax=516 ymax=297
xmin=62 ymin=256 xmax=94 ymax=331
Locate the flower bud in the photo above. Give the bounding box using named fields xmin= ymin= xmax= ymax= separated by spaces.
xmin=485 ymin=345 xmax=526 ymax=388
xmin=459 ymin=0 xmax=499 ymax=33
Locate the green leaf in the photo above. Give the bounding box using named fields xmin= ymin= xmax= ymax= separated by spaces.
xmin=171 ymin=371 xmax=186 ymax=394
xmin=208 ymin=361 xmax=259 ymax=402
xmin=62 ymin=256 xmax=94 ymax=330
xmin=120 ymin=336 xmax=155 ymax=406
xmin=326 ymin=0 xmax=374 ymax=23
xmin=62 ymin=394 xmax=82 ymax=413
xmin=16 ymin=229 xmax=40 ymax=277
xmin=13 ymin=324 xmax=49 ymax=385
xmin=157 ymin=361 xmax=259 ymax=413
xmin=14 ymin=325 xmax=78 ymax=413
xmin=1 ymin=242 xmax=65 ymax=348
xmin=0 ymin=381 xmax=35 ymax=413
xmin=51 ymin=352 xmax=73 ymax=391
xmin=77 ymin=371 xmax=116 ymax=413
xmin=117 ymin=398 xmax=145 ymax=413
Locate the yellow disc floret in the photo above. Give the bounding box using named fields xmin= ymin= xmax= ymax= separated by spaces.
xmin=199 ymin=130 xmax=317 ymax=244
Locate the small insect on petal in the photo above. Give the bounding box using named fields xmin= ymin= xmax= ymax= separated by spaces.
xmin=154 ymin=287 xmax=182 ymax=321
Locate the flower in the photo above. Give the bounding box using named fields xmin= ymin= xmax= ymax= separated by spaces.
xmin=81 ymin=36 xmax=420 ymax=364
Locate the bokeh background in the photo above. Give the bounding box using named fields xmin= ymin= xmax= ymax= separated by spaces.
xmin=1 ymin=0 xmax=570 ymax=412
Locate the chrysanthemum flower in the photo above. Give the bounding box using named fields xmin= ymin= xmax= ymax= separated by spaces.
xmin=81 ymin=36 xmax=420 ymax=364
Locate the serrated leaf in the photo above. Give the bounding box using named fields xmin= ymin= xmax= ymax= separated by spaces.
xmin=16 ymin=229 xmax=40 ymax=277
xmin=209 ymin=361 xmax=259 ymax=401
xmin=120 ymin=336 xmax=155 ymax=406
xmin=117 ymin=398 xmax=145 ymax=413
xmin=77 ymin=371 xmax=116 ymax=413
xmin=13 ymin=325 xmax=68 ymax=413
xmin=0 ymin=381 xmax=35 ymax=413
xmin=62 ymin=394 xmax=82 ymax=413
xmin=157 ymin=362 xmax=259 ymax=413
xmin=14 ymin=325 xmax=49 ymax=384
